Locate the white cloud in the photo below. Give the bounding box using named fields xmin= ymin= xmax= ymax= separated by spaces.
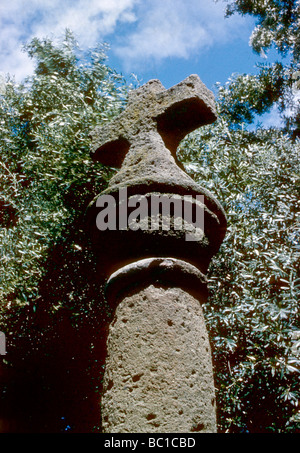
xmin=113 ymin=0 xmax=249 ymax=71
xmin=0 ymin=0 xmax=250 ymax=80
xmin=0 ymin=0 xmax=139 ymax=80
xmin=260 ymin=105 xmax=284 ymax=129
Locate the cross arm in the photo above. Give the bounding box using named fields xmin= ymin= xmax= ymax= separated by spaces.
xmin=90 ymin=74 xmax=217 ymax=167
xmin=90 ymin=119 xmax=130 ymax=167
xmin=156 ymin=75 xmax=217 ymax=152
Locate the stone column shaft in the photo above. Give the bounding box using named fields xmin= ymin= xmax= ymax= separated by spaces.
xmin=101 ymin=258 xmax=216 ymax=433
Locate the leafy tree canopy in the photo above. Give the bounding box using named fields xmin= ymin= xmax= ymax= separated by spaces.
xmin=179 ymin=120 xmax=299 ymax=432
xmin=0 ymin=31 xmax=127 ymax=308
xmin=0 ymin=31 xmax=130 ymax=432
xmin=226 ymin=0 xmax=300 ymax=59
xmin=218 ymin=0 xmax=300 ymax=136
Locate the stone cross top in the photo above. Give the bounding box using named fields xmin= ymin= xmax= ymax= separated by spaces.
xmin=89 ymin=75 xmax=226 ymax=275
xmin=90 ymin=74 xmax=217 ymax=167
xmin=88 ymin=75 xmax=227 ymax=433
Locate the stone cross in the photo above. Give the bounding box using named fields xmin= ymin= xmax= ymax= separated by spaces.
xmin=90 ymin=75 xmax=217 ymax=167
xmin=88 ymin=75 xmax=226 ymax=433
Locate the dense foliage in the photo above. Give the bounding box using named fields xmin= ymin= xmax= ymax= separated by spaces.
xmin=0 ymin=33 xmax=129 ymax=432
xmin=0 ymin=33 xmax=126 ymax=307
xmin=219 ymin=0 xmax=300 ymax=137
xmin=0 ymin=28 xmax=299 ymax=432
xmin=211 ymin=0 xmax=300 ymax=431
xmin=179 ymin=119 xmax=300 ymax=432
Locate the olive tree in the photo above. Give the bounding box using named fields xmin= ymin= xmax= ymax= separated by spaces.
xmin=219 ymin=0 xmax=300 ymax=136
xmin=0 ymin=32 xmax=129 ymax=432
xmin=179 ymin=114 xmax=300 ymax=432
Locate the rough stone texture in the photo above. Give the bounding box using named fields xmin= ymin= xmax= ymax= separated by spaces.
xmin=101 ymin=284 xmax=217 ymax=433
xmin=89 ymin=75 xmax=225 ymax=236
xmin=87 ymin=76 xmax=226 ymax=276
xmin=89 ymin=189 xmax=224 ymax=276
xmin=87 ymin=75 xmax=227 ymax=433
xmin=105 ymin=257 xmax=208 ymax=307
xmin=90 ymin=75 xmax=217 ymax=166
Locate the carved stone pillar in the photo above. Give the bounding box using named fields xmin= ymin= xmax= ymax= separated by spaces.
xmin=87 ymin=75 xmax=227 ymax=432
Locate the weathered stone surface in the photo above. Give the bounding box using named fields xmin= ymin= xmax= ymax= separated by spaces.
xmin=90 ymin=75 xmax=217 ymax=166
xmin=88 ymin=186 xmax=225 ymax=276
xmin=87 ymin=76 xmax=226 ymax=276
xmin=105 ymin=257 xmax=208 ymax=307
xmin=101 ymin=284 xmax=217 ymax=433
xmin=89 ymin=75 xmax=226 ymax=249
xmin=87 ymin=75 xmax=226 ymax=434
xmin=87 ymin=77 xmax=226 ymax=275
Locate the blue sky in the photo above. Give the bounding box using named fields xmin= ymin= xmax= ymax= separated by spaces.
xmin=0 ymin=0 xmax=281 ymax=125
